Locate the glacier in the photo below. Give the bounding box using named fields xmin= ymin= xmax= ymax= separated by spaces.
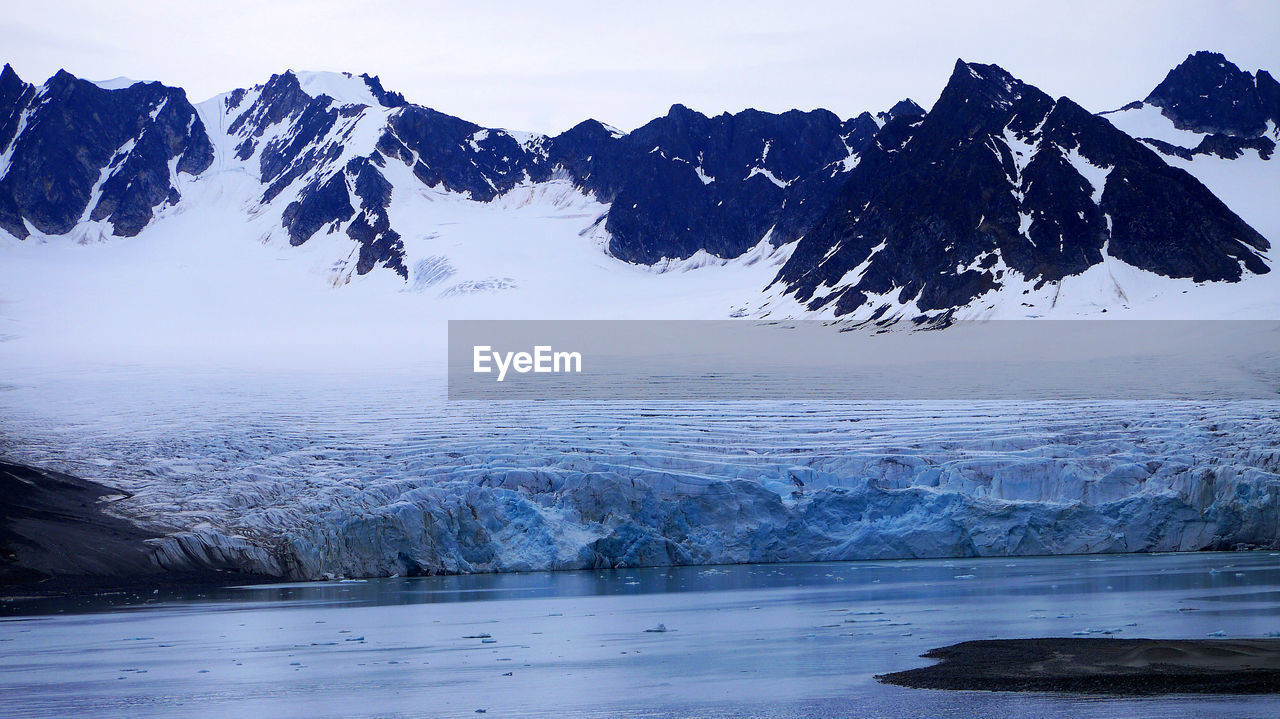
xmin=2 ymin=370 xmax=1277 ymax=581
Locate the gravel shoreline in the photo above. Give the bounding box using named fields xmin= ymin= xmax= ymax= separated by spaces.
xmin=878 ymin=638 xmax=1280 ymax=694
xmin=1 ymin=460 xmax=273 ymax=605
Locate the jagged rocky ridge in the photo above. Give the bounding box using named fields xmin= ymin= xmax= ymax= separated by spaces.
xmin=210 ymin=70 xmax=905 ymax=274
xmin=1147 ymin=51 xmax=1280 ymax=138
xmin=550 ymin=102 xmax=914 ymax=263
xmin=0 ymin=64 xmax=212 ymax=240
xmin=0 ymin=53 xmax=1274 ymax=319
xmin=1 ymin=62 xmax=903 ymax=279
xmin=1103 ymin=51 xmax=1279 ymax=165
xmin=774 ymin=59 xmax=1271 ymax=322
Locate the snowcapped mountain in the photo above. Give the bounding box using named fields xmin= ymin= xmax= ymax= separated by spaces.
xmin=194 ymin=67 xmax=903 ymax=278
xmin=771 ymin=59 xmax=1272 ymax=325
xmin=1102 ymin=51 xmax=1280 ymax=249
xmin=0 ymin=65 xmax=212 ymax=241
xmin=548 ymin=101 xmax=908 ymax=264
xmin=1141 ymin=50 xmax=1279 ymax=138
xmin=0 ymin=52 xmax=1277 ymax=328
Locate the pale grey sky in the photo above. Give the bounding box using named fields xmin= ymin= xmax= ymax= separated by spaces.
xmin=3 ymin=0 xmax=1279 ymax=134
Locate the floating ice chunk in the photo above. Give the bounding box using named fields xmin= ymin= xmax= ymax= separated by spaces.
xmin=1071 ymin=627 xmax=1123 ymax=635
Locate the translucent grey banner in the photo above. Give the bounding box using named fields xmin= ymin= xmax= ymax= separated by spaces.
xmin=447 ymin=320 xmax=1280 ymax=400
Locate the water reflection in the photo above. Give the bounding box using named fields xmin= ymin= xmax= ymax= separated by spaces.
xmin=6 ymin=551 xmax=1279 ymax=619
xmin=3 ymin=552 xmax=1279 ymax=719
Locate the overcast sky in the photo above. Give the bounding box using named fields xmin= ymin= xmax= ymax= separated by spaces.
xmin=4 ymin=1 xmax=1279 ymax=134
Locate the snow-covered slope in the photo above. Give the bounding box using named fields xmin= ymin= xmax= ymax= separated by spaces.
xmin=1104 ymin=101 xmax=1279 ymax=245
xmin=0 ymin=163 xmax=789 ymax=368
xmin=1101 ymin=51 xmax=1279 ymax=254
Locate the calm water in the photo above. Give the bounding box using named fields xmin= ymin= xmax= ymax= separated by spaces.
xmin=3 ymin=552 xmax=1280 ymax=718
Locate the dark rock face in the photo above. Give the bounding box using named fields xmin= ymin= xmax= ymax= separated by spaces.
xmin=0 ymin=460 xmax=160 ymax=582
xmin=546 ymin=105 xmax=882 ymax=263
xmin=878 ymin=98 xmax=925 ymax=124
xmin=361 ymin=73 xmax=406 ymax=108
xmin=221 ymin=70 xmax=556 ymax=277
xmin=1192 ymin=133 xmax=1275 ymax=160
xmin=226 ymin=71 xmax=416 ymax=277
xmin=0 ymin=64 xmax=212 ymax=239
xmin=1146 ymin=51 xmax=1280 ymax=137
xmin=0 ymin=64 xmax=37 ymax=159
xmin=1140 ymin=134 xmax=1276 ymax=161
xmin=347 ymin=156 xmax=406 ymax=276
xmin=377 ymin=106 xmax=548 ymax=201
xmin=878 ymin=638 xmax=1280 ymax=695
xmin=229 ymin=72 xmax=315 ymax=161
xmin=1 ymin=460 xmax=279 ymax=592
xmin=279 ymin=171 xmax=353 ymax=245
xmin=1113 ymin=52 xmax=1280 ymax=163
xmin=775 ymin=60 xmax=1270 ymax=321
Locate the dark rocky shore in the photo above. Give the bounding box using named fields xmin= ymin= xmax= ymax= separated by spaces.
xmin=0 ymin=459 xmax=161 ymax=583
xmin=878 ymin=638 xmax=1280 ymax=694
xmin=1 ymin=460 xmax=267 ymax=603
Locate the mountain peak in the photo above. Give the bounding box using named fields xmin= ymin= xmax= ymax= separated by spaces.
xmin=46 ymin=68 xmax=78 ymax=89
xmin=951 ymin=59 xmax=1015 ymax=85
xmin=265 ymin=69 xmax=305 ymax=94
xmin=563 ymin=118 xmax=621 ymax=138
xmin=878 ymin=98 xmax=924 ymax=124
xmin=1167 ymin=50 xmax=1233 ymax=74
xmin=773 ymin=53 xmax=1270 ymax=321
xmin=1147 ymin=51 xmax=1250 ymax=103
xmin=939 ymin=59 xmax=1029 ymax=112
xmin=0 ymin=63 xmax=25 ymax=97
xmin=1145 ymin=50 xmax=1277 ymax=137
xmin=666 ymin=103 xmax=705 ymax=120
xmin=359 ymin=73 xmax=406 ymax=108
xmin=286 ymin=70 xmax=387 ymax=108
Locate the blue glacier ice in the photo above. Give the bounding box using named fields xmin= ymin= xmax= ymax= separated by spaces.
xmin=2 ymin=372 xmax=1276 ymax=581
